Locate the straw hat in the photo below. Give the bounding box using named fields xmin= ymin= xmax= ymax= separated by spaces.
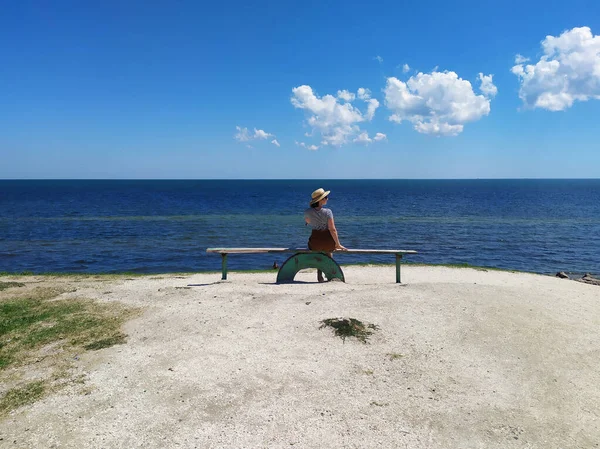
xmin=310 ymin=188 xmax=330 ymax=205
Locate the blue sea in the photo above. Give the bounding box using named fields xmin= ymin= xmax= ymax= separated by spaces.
xmin=1 ymin=180 xmax=599 ymax=276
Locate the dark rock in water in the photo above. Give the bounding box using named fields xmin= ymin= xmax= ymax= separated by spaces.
xmin=556 ymin=272 xmax=569 ymax=279
xmin=272 ymin=261 xmax=279 ymax=269
xmin=577 ymin=273 xmax=600 ymax=286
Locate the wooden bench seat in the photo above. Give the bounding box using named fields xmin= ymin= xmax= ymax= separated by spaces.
xmin=206 ymin=248 xmax=418 ymax=283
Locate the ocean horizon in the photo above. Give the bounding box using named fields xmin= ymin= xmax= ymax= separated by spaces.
xmin=1 ymin=179 xmax=599 ymax=276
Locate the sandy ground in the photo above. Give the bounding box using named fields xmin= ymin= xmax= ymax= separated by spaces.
xmin=1 ymin=265 xmax=599 ymax=449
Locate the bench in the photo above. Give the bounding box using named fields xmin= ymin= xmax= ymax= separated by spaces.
xmin=205 ymin=248 xmax=418 ymax=283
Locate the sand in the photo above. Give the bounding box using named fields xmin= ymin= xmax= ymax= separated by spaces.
xmin=1 ymin=266 xmax=599 ymax=449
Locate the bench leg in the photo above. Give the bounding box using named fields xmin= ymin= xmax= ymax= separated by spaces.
xmin=395 ymin=254 xmax=402 ymax=283
xmin=277 ymin=252 xmax=345 ymax=283
xmin=221 ymin=253 xmax=228 ymax=280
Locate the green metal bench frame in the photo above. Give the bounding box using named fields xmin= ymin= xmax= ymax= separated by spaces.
xmin=276 ymin=252 xmax=345 ymax=283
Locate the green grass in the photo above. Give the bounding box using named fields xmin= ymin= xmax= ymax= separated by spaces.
xmin=0 ymin=381 xmax=46 ymax=415
xmin=0 ymin=285 xmax=137 ymax=416
xmin=84 ymin=334 xmax=127 ymax=350
xmin=319 ymin=318 xmax=379 ymax=344
xmin=0 ymin=281 xmax=26 ymax=291
xmin=0 ymin=271 xmax=209 ymax=278
xmin=0 ymin=294 xmax=129 ymax=369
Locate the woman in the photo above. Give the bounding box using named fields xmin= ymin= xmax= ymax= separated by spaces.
xmin=304 ymin=188 xmax=347 ymax=282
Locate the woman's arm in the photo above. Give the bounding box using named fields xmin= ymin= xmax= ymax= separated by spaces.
xmin=328 ymin=217 xmax=347 ymax=251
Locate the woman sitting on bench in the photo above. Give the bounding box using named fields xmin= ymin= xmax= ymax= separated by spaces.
xmin=304 ymin=188 xmax=347 ymax=282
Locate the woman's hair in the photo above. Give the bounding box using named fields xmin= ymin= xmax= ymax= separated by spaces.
xmin=311 ymin=202 xmax=319 ymax=208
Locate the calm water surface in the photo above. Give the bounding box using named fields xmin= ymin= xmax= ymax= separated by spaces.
xmin=1 ymin=179 xmax=599 ymax=276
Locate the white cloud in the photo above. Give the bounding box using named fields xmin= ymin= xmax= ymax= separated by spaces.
xmin=295 ymin=141 xmax=319 ymax=151
xmin=512 ymin=26 xmax=600 ymax=111
xmin=357 ymin=88 xmax=371 ymax=100
xmin=246 ymin=144 xmax=254 ymax=149
xmin=374 ymin=55 xmax=383 ymax=63
xmin=384 ymin=71 xmax=494 ymax=136
xmin=515 ymin=54 xmax=529 ymax=64
xmin=271 ymin=139 xmax=280 ymax=147
xmin=291 ymin=85 xmax=380 ymax=146
xmin=414 ymin=121 xmax=463 ymax=135
xmin=337 ymin=90 xmax=356 ymax=102
xmin=402 ymin=63 xmax=410 ymax=73
xmin=353 ymin=132 xmax=387 ymax=145
xmin=365 ymin=98 xmax=379 ymax=121
xmin=353 ymin=131 xmax=372 ymax=145
xmin=235 ymin=126 xmax=275 ymax=143
xmin=253 ymin=128 xmax=273 ymax=139
xmin=478 ymin=73 xmax=498 ymax=97
xmin=234 ymin=126 xmax=251 ymax=142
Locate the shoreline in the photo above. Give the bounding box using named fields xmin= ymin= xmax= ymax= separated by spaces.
xmin=1 ymin=260 xmax=596 ymax=275
xmin=3 ymin=261 xmax=598 ymax=290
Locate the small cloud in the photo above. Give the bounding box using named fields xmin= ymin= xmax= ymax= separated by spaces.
xmin=271 ymin=139 xmax=280 ymax=147
xmin=235 ymin=126 xmax=251 ymax=142
xmin=353 ymin=131 xmax=372 ymax=145
xmin=353 ymin=131 xmax=386 ymax=144
xmin=246 ymin=144 xmax=254 ymax=149
xmin=478 ymin=73 xmax=498 ymax=97
xmin=374 ymin=55 xmax=384 ymax=64
xmin=402 ymin=63 xmax=410 ymax=73
xmin=295 ymin=141 xmax=319 ymax=151
xmin=235 ymin=126 xmax=275 ymax=144
xmin=355 ymin=88 xmax=379 ymax=120
xmin=365 ymin=98 xmax=379 ymax=121
xmin=337 ymin=90 xmax=356 ymax=102
xmin=514 ymin=53 xmax=529 ymax=64
xmin=357 ymin=88 xmax=371 ymax=100
xmin=253 ymin=128 xmax=273 ymax=139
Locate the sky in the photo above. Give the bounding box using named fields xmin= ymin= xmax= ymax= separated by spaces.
xmin=1 ymin=0 xmax=599 ymax=179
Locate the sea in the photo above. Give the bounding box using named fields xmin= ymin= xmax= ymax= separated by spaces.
xmin=1 ymin=179 xmax=599 ymax=276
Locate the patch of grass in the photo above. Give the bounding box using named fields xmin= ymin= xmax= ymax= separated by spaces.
xmin=0 ymin=285 xmax=137 ymax=416
xmin=84 ymin=333 xmax=127 ymax=350
xmin=0 ymin=271 xmax=206 ymax=278
xmin=0 ymin=281 xmax=25 ymax=291
xmin=370 ymin=400 xmax=389 ymax=407
xmin=387 ymin=352 xmax=404 ymax=360
xmin=319 ymin=317 xmax=379 ymax=344
xmin=0 ymin=296 xmax=127 ymax=368
xmin=0 ymin=381 xmax=45 ymax=415
xmin=0 ymin=271 xmax=34 ymax=276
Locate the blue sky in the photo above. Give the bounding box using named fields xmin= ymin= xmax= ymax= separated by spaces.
xmin=1 ymin=0 xmax=599 ymax=179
